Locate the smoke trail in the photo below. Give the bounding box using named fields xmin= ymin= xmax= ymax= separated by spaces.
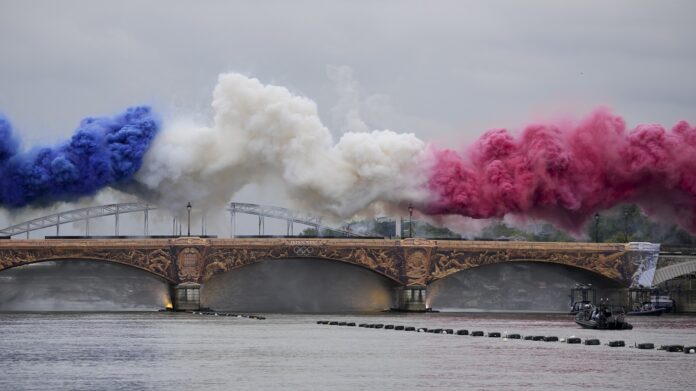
xmin=426 ymin=108 xmax=696 ymax=232
xmin=135 ymin=73 xmax=428 ymax=218
xmin=0 ymin=107 xmax=158 ymax=208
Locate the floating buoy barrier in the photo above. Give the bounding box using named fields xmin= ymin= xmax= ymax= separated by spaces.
xmin=314 ymin=320 xmax=693 ymax=355
xmin=660 ymin=345 xmax=684 ymax=353
xmin=190 ymin=311 xmax=265 ymax=320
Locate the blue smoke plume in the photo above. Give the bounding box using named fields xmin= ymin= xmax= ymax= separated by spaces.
xmin=0 ymin=106 xmax=159 ymax=208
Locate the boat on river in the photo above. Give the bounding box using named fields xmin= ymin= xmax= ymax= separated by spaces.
xmin=627 ymin=302 xmax=667 ymax=316
xmin=575 ymin=304 xmax=633 ymax=330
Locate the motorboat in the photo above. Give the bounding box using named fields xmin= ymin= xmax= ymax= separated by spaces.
xmin=575 ymin=303 xmax=633 ymax=330
xmin=627 ymin=302 xmax=667 ymax=316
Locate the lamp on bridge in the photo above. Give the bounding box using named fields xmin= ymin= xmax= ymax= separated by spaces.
xmin=594 ymin=213 xmax=600 ymax=243
xmin=187 ymin=202 xmax=192 ymax=237
xmin=408 ymin=204 xmax=414 ymax=238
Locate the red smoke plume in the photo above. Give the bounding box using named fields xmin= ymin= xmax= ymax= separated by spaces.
xmin=426 ymin=108 xmax=696 ymax=232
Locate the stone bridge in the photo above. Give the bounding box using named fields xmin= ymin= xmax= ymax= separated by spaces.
xmin=0 ymin=237 xmax=660 ymax=310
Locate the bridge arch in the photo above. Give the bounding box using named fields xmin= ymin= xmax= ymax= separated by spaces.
xmin=0 ymin=248 xmax=176 ymax=283
xmin=0 ymin=202 xmax=379 ymax=238
xmin=430 ymin=258 xmax=622 ymax=286
xmin=201 ymin=248 xmax=402 ymax=285
xmin=0 ymin=256 xmax=175 ymax=283
xmin=653 ymin=261 xmax=696 ymax=286
xmin=200 ymin=257 xmax=399 ymax=312
xmin=0 ymin=258 xmax=172 ymax=311
xmin=428 ymin=246 xmax=629 ymax=286
xmin=426 ymin=260 xmax=625 ymax=312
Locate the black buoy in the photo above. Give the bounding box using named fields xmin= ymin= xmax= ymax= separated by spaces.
xmin=567 ymin=337 xmax=582 ymax=344
xmin=347 ymin=322 xmax=356 ymax=327
xmin=608 ymin=340 xmax=625 ymax=347
xmin=395 ymin=325 xmax=405 ymax=330
xmin=417 ymin=327 xmax=428 ymax=332
xmin=338 ymin=322 xmax=347 ymax=326
xmin=684 ymin=346 xmax=696 ymax=354
xmin=374 ymin=324 xmax=384 ymax=329
xmin=456 ymin=329 xmax=469 ymax=335
xmin=524 ymin=335 xmax=534 ymax=340
xmin=444 ymin=329 xmax=454 ymax=334
xmin=488 ymin=332 xmax=501 ymax=338
xmin=329 ymin=321 xmax=339 ymax=325
xmin=471 ymin=331 xmax=484 ymax=337
xmin=384 ymin=325 xmax=395 ymax=330
xmin=660 ymin=345 xmax=684 ymax=353
xmin=544 ymin=336 xmax=559 ymax=342
xmin=636 ymin=343 xmax=655 ymax=349
xmin=359 ymin=323 xmax=368 ymax=327
xmin=584 ymin=339 xmax=600 ymax=346
xmin=405 ymin=326 xmax=416 ymax=331
xmin=507 ymin=334 xmax=521 ymax=339
xmin=532 ymin=336 xmax=545 ymax=341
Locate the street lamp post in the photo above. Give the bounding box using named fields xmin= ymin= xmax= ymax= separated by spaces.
xmin=408 ymin=204 xmax=414 ymax=238
xmin=187 ymin=202 xmax=192 ymax=237
xmin=594 ymin=213 xmax=600 ymax=243
xmin=623 ymin=208 xmax=629 ymax=243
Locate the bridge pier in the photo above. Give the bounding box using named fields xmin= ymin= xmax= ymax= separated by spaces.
xmin=173 ymin=282 xmax=201 ymax=311
xmin=394 ymin=285 xmax=427 ymax=312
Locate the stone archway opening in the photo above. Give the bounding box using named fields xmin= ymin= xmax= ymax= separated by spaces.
xmin=427 ymin=261 xmax=624 ymax=312
xmin=0 ymin=259 xmax=171 ymax=311
xmin=200 ymin=258 xmax=400 ymax=312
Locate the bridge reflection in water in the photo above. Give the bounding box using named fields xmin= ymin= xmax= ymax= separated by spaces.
xmin=0 ymin=237 xmax=663 ymax=312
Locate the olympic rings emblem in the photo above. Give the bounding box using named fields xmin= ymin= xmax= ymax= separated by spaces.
xmin=293 ymin=246 xmax=316 ymax=256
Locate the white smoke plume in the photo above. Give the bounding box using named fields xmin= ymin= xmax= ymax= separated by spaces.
xmin=135 ymin=73 xmax=429 ymax=219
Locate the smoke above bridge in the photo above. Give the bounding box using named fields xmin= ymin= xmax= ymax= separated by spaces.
xmin=0 ymin=107 xmax=158 ymax=208
xmin=1 ymin=73 xmax=695 ymax=233
xmin=427 ymin=109 xmax=696 ymax=232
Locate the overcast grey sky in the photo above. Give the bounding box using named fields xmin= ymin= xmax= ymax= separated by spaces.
xmin=1 ymin=0 xmax=695 ymax=232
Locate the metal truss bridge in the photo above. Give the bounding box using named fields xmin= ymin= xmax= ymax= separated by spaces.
xmin=0 ymin=202 xmax=378 ymax=238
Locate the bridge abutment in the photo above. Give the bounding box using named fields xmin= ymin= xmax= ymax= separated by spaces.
xmin=173 ymin=282 xmax=201 ymax=311
xmin=394 ymin=285 xmax=427 ymax=312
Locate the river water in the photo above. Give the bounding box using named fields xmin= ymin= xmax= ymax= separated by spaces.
xmin=1 ymin=312 xmax=695 ymax=390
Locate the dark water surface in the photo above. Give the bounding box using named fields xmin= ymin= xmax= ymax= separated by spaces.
xmin=1 ymin=312 xmax=695 ymax=390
